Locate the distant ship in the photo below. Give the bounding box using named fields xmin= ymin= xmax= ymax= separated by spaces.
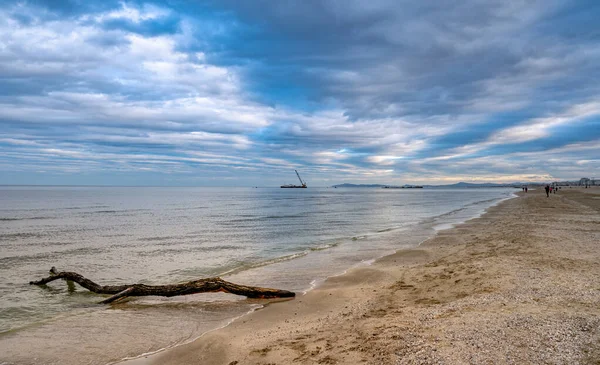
xmin=281 ymin=170 xmax=307 ymax=188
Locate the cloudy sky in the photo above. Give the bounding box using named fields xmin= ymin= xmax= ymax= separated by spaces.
xmin=1 ymin=0 xmax=599 ymax=186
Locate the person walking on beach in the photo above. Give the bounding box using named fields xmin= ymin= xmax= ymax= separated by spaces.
xmin=545 ymin=185 xmax=550 ymax=197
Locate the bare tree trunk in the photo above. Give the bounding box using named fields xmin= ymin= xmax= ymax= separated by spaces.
xmin=30 ymin=267 xmax=295 ymax=304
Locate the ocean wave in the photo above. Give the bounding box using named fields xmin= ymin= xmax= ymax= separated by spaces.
xmin=218 ymin=251 xmax=310 ymax=276
xmin=168 ymin=206 xmax=208 ymax=211
xmin=263 ymin=214 xmax=307 ymax=219
xmin=64 ymin=205 xmax=110 ymax=210
xmin=83 ymin=209 xmax=151 ymax=215
xmin=136 ymin=245 xmax=244 ymax=257
xmin=226 ymin=213 xmax=308 ymax=223
xmin=324 ymin=220 xmax=352 ymax=225
xmin=0 ymin=216 xmax=52 ymax=221
xmin=0 ymin=247 xmax=105 ymax=267
xmin=137 ymin=233 xmax=208 ymax=243
xmin=0 ymin=232 xmax=45 ymax=240
xmin=308 ymin=241 xmax=341 ymax=251
xmin=217 ymin=240 xmax=347 ymax=277
xmin=429 ymin=196 xmax=503 ymax=221
xmin=138 ymin=235 xmax=181 ymax=242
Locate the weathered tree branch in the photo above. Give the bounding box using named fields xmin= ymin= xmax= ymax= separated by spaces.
xmin=101 ymin=287 xmax=135 ymax=304
xmin=30 ymin=267 xmax=295 ymax=304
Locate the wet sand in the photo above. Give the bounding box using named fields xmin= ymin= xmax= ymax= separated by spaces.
xmin=127 ymin=188 xmax=600 ymax=364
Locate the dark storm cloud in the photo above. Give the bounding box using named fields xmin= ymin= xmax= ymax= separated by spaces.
xmin=208 ymin=0 xmax=600 ymax=119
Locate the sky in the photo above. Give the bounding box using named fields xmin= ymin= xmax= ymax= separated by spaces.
xmin=1 ymin=0 xmax=599 ymax=186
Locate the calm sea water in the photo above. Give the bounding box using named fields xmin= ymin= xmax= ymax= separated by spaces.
xmin=0 ymin=186 xmax=515 ymax=364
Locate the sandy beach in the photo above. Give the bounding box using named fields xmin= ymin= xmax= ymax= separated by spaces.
xmin=127 ymin=187 xmax=600 ymax=365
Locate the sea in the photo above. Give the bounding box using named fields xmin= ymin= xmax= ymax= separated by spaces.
xmin=0 ymin=186 xmax=515 ymax=364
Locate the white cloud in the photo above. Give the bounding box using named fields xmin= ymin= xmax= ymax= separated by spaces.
xmin=366 ymin=155 xmax=404 ymax=165
xmin=94 ymin=2 xmax=170 ymax=24
xmin=490 ymin=101 xmax=600 ymax=144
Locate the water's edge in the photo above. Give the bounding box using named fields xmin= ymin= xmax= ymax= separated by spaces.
xmin=115 ymin=192 xmax=518 ymax=364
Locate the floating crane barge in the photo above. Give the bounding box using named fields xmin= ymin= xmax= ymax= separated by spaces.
xmin=281 ymin=170 xmax=307 ymax=188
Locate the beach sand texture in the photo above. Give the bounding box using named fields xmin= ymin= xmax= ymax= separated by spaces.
xmin=130 ymin=188 xmax=600 ymax=365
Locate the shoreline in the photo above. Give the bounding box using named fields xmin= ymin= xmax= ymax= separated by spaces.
xmin=117 ymin=193 xmax=517 ymax=365
xmin=126 ymin=188 xmax=600 ymax=364
xmin=0 ymin=189 xmax=515 ymax=365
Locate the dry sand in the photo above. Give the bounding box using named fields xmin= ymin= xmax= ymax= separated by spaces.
xmin=128 ymin=188 xmax=600 ymax=365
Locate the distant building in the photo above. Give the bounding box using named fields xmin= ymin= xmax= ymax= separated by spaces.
xmin=579 ymin=177 xmax=590 ymax=186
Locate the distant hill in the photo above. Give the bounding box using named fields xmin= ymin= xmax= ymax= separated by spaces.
xmin=331 ymin=183 xmax=387 ymax=188
xmin=332 ymin=182 xmax=524 ymax=188
xmin=427 ymin=182 xmax=523 ymax=188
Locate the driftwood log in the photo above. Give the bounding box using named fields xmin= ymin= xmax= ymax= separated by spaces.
xmin=30 ymin=267 xmax=295 ymax=304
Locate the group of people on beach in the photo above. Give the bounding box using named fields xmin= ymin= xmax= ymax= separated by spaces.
xmin=545 ymin=185 xmax=559 ymax=197
xmin=524 ymin=185 xmax=561 ymax=197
